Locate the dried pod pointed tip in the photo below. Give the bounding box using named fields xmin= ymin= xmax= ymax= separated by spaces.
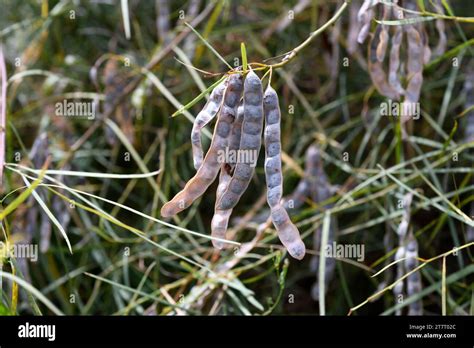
xmin=160 ymin=203 xmax=174 ymax=218
xmin=288 ymin=241 xmax=306 ymax=260
xmin=211 ymin=239 xmax=224 ymax=250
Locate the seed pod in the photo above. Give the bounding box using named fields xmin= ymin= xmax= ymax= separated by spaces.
xmin=420 ymin=27 xmax=431 ymax=65
xmin=388 ymin=24 xmax=405 ymax=95
xmin=211 ymin=164 xmax=233 ymax=249
xmin=191 ymin=81 xmax=227 ymax=170
xmin=401 ymin=24 xmax=424 ymax=135
xmin=368 ymin=26 xmax=400 ymax=100
xmin=157 ymin=0 xmax=171 ymax=44
xmin=376 ymin=5 xmax=390 ymax=62
xmin=463 ymin=69 xmax=474 ymax=242
xmin=430 ymin=0 xmax=447 ymax=58
xmin=393 ymin=245 xmax=406 ymax=316
xmin=404 ymin=234 xmax=423 ymax=315
xmin=216 ymin=71 xmax=263 ymax=211
xmin=348 ymin=1 xmax=362 ymax=55
xmin=271 ymin=204 xmax=306 ymax=260
xmin=357 ymin=8 xmax=374 ymax=44
xmin=263 ymin=86 xmax=305 ymax=260
xmin=307 ymin=146 xmax=333 ymax=206
xmin=305 ymin=146 xmax=336 ymax=300
xmin=210 ymin=103 xmax=244 ymax=249
xmin=393 ymin=192 xmax=414 ymax=315
xmin=161 ymin=74 xmax=243 ymax=217
xmin=228 ymin=103 xmax=244 ymax=164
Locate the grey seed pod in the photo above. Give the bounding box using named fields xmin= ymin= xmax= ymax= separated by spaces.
xmin=404 ymin=234 xmax=423 ymax=315
xmin=161 ymin=74 xmax=243 ymax=217
xmin=263 ymin=85 xmax=306 ymax=260
xmin=210 ymin=102 xmax=244 ymax=249
xmin=211 ymin=164 xmax=233 ymax=249
xmin=216 ymin=71 xmax=264 ymax=211
xmin=191 ymin=81 xmax=227 ymax=170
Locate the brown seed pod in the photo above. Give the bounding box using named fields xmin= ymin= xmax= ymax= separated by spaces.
xmin=161 ymin=74 xmax=243 ymax=217
xmin=263 ymin=85 xmax=305 ymax=260
xmin=348 ymin=1 xmax=362 ymax=55
xmin=388 ymin=24 xmax=405 ymax=95
xmin=191 ymin=81 xmax=227 ymax=170
xmin=216 ymin=71 xmax=264 ymax=211
xmin=368 ymin=26 xmax=400 ymax=100
xmin=376 ymin=5 xmax=390 ymax=62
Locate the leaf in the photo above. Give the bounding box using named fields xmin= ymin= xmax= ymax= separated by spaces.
xmin=184 ymin=22 xmax=231 ymax=69
xmin=20 ymin=174 xmax=73 ymax=254
xmin=241 ymin=42 xmax=248 ymax=73
xmin=171 ymin=75 xmax=227 ymax=117
xmin=319 ymin=211 xmax=331 ymax=315
xmin=0 ymin=166 xmax=46 ymax=221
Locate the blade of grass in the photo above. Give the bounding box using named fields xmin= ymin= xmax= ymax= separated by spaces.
xmin=184 ymin=22 xmax=232 ymax=69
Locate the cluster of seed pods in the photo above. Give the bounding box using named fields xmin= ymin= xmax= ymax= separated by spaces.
xmin=354 ymin=0 xmax=447 ymax=137
xmin=161 ymin=71 xmax=306 ymax=260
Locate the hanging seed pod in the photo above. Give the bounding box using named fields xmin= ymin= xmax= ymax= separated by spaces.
xmin=388 ymin=24 xmax=405 ymax=95
xmin=157 ymin=0 xmax=171 ymax=44
xmin=393 ymin=245 xmax=406 ymax=316
xmin=191 ymin=81 xmax=227 ymax=170
xmin=304 ymin=146 xmax=336 ymax=300
xmin=228 ymin=103 xmax=244 ymax=164
xmin=404 ymin=233 xmax=423 ymax=315
xmin=368 ymin=26 xmax=400 ymax=100
xmin=420 ymin=27 xmax=431 ymax=65
xmin=401 ymin=24 xmax=424 ymax=133
xmin=432 ymin=0 xmax=447 ymax=58
xmin=211 ymin=164 xmax=233 ymax=249
xmin=271 ymin=204 xmax=306 ymax=260
xmin=376 ymin=5 xmax=390 ymax=62
xmin=348 ymin=1 xmax=362 ymax=55
xmin=463 ymin=69 xmax=474 ymax=242
xmin=263 ymin=85 xmax=305 ymax=260
xmin=216 ymin=71 xmax=263 ymax=211
xmin=283 ymin=147 xmax=318 ymax=210
xmin=161 ymin=74 xmax=243 ymax=217
xmin=357 ymin=0 xmax=377 ymax=44
xmin=357 ymin=9 xmax=374 ymax=44
xmin=393 ymin=192 xmax=413 ymax=315
xmin=210 ymin=104 xmax=244 ymax=249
